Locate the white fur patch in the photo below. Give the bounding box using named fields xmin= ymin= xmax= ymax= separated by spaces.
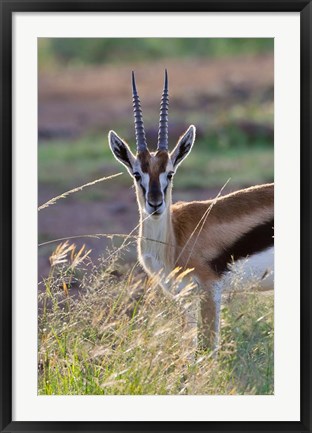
xmin=159 ymin=172 xmax=169 ymax=191
xmin=220 ymin=246 xmax=274 ymax=292
xmin=140 ymin=172 xmax=149 ymax=196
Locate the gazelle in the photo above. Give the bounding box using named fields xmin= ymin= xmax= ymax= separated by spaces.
xmin=108 ymin=70 xmax=274 ymax=350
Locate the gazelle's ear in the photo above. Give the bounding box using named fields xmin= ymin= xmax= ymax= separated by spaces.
xmin=108 ymin=130 xmax=135 ymax=172
xmin=170 ymin=125 xmax=196 ymax=169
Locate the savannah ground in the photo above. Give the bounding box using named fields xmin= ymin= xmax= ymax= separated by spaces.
xmin=38 ymin=38 xmax=274 ymax=395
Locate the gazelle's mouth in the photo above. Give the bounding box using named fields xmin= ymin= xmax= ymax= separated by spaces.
xmin=145 ymin=200 xmax=165 ymax=217
xmin=144 ymin=206 xmax=165 ymax=218
xmin=147 ymin=209 xmax=162 ymax=216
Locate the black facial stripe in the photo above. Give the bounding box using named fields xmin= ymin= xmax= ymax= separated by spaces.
xmin=210 ymin=218 xmax=274 ymax=276
xmin=140 ymin=183 xmax=146 ymax=196
xmin=149 ymin=179 xmax=161 ymax=194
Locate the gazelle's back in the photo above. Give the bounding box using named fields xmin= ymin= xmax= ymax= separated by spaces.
xmin=171 ymin=183 xmax=274 ymax=286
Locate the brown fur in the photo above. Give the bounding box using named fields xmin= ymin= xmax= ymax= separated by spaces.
xmin=138 ymin=150 xmax=168 ymax=175
xmin=172 ymin=183 xmax=274 ymax=284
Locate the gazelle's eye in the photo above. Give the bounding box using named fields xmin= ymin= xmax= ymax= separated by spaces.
xmin=167 ymin=172 xmax=174 ymax=181
xmin=133 ymin=172 xmax=141 ymax=182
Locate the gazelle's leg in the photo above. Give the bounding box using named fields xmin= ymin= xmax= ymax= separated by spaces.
xmin=199 ymin=284 xmax=222 ymax=350
xmin=181 ymin=298 xmax=199 ymax=357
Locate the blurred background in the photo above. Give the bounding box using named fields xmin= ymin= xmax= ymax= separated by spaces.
xmin=38 ymin=38 xmax=274 ymax=279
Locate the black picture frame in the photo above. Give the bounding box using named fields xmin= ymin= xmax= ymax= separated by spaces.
xmin=1 ymin=1 xmax=311 ymax=432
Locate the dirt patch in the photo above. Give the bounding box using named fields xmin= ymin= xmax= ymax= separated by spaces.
xmin=38 ymin=54 xmax=273 ymax=140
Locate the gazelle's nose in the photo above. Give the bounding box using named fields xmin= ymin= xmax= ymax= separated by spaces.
xmin=147 ymin=185 xmax=163 ymax=209
xmin=148 ymin=200 xmax=163 ymax=209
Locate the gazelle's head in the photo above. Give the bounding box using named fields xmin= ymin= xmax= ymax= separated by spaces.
xmin=108 ymin=70 xmax=196 ymax=218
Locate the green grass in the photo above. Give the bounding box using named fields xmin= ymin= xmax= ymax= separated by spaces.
xmin=175 ymin=144 xmax=273 ymax=189
xmin=39 ymin=38 xmax=273 ymax=70
xmin=38 ymin=242 xmax=273 ymax=395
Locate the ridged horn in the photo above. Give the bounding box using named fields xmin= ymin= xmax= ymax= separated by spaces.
xmin=157 ymin=69 xmax=169 ymax=151
xmin=132 ymin=71 xmax=147 ymax=153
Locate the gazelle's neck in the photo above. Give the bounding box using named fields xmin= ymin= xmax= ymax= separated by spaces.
xmin=138 ymin=201 xmax=175 ymax=274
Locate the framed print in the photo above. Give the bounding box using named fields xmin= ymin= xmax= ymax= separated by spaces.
xmin=1 ymin=1 xmax=311 ymax=432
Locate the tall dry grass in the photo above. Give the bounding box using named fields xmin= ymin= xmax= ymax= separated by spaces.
xmin=38 ymin=240 xmax=273 ymax=395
